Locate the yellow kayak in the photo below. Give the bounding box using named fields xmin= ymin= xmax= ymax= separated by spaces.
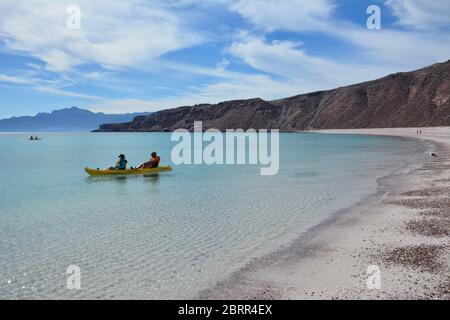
xmin=85 ymin=166 xmax=173 ymax=176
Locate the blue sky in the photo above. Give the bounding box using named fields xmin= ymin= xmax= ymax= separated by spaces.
xmin=0 ymin=0 xmax=449 ymax=119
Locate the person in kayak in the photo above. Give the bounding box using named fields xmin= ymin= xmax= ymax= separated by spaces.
xmin=109 ymin=154 xmax=128 ymax=170
xmin=137 ymin=152 xmax=160 ymax=169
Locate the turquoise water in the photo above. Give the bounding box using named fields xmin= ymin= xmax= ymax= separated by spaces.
xmin=0 ymin=132 xmax=423 ymax=299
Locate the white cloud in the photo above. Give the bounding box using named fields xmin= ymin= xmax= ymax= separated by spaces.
xmin=229 ymin=32 xmax=390 ymax=89
xmin=337 ymin=26 xmax=450 ymax=69
xmin=226 ymin=0 xmax=450 ymax=71
xmin=0 ymin=70 xmax=106 ymax=99
xmin=89 ymin=98 xmax=167 ymax=114
xmin=385 ymin=0 xmax=450 ymax=30
xmin=0 ymin=74 xmax=34 ymax=84
xmin=90 ymin=56 xmax=361 ymax=115
xmin=0 ymin=0 xmax=203 ymax=72
xmin=229 ymin=0 xmax=335 ymax=32
xmin=87 ymin=59 xmax=316 ymax=114
xmin=34 ymin=86 xmax=102 ymax=100
xmin=89 ymin=73 xmax=304 ymax=114
xmin=190 ymin=74 xmax=305 ymax=101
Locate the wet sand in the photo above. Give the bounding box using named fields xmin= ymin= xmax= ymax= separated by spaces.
xmin=201 ymin=127 xmax=450 ymax=300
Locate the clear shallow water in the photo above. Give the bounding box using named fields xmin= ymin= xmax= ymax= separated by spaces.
xmin=0 ymin=132 xmax=423 ymax=299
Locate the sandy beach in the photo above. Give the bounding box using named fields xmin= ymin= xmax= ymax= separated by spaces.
xmin=201 ymin=127 xmax=450 ymax=300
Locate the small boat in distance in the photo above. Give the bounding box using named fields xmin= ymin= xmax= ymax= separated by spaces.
xmin=84 ymin=166 xmax=173 ymax=176
xmin=29 ymin=136 xmax=42 ymax=141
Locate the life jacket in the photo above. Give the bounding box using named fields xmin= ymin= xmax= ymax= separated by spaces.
xmin=151 ymin=156 xmax=160 ymax=168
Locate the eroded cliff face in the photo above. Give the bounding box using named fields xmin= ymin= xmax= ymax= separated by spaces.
xmin=95 ymin=60 xmax=450 ymax=132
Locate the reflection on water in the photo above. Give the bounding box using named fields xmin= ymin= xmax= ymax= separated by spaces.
xmin=85 ymin=174 xmax=162 ymax=186
xmin=143 ymin=173 xmax=160 ymax=186
xmin=85 ymin=175 xmax=129 ymax=184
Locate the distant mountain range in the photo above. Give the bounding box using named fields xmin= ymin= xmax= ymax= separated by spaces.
xmin=0 ymin=107 xmax=151 ymax=132
xmin=95 ymin=60 xmax=450 ymax=132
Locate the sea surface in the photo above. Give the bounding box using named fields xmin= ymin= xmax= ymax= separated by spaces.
xmin=0 ymin=132 xmax=425 ymax=299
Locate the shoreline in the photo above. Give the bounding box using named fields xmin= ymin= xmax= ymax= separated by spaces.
xmin=200 ymin=127 xmax=450 ymax=300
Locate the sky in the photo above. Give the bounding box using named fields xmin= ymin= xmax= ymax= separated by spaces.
xmin=0 ymin=0 xmax=449 ymax=119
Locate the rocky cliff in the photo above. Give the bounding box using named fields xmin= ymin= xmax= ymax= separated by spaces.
xmin=95 ymin=60 xmax=450 ymax=132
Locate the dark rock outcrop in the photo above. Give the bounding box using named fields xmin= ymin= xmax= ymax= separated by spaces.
xmin=95 ymin=60 xmax=450 ymax=132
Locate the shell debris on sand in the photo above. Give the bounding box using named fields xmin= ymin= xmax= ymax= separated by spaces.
xmin=389 ymin=198 xmax=450 ymax=210
xmin=382 ymin=244 xmax=447 ymax=273
xmin=400 ymin=187 xmax=450 ymax=197
xmin=406 ymin=218 xmax=450 ymax=237
xmin=437 ymin=281 xmax=450 ymax=299
xmin=420 ymin=209 xmax=450 ymax=219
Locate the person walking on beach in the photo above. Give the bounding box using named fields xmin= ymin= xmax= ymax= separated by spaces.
xmin=137 ymin=152 xmax=160 ymax=169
